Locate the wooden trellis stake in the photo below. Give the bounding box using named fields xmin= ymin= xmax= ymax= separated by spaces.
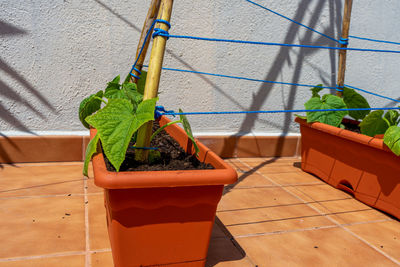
xmin=130 ymin=0 xmax=161 ymax=83
xmin=337 ymin=0 xmax=353 ymax=97
xmin=135 ymin=0 xmax=174 ymax=162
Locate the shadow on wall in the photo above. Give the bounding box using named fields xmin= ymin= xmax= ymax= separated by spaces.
xmin=220 ymin=0 xmax=343 ymax=158
xmin=0 ymin=20 xmax=56 ymax=165
xmin=0 ymin=20 xmax=56 ymax=133
xmin=95 ymin=0 xmax=343 ymax=158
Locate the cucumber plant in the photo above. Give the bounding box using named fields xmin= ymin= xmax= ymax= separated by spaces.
xmin=79 ymin=72 xmax=199 ymax=176
xmin=299 ymin=85 xmax=400 ymax=156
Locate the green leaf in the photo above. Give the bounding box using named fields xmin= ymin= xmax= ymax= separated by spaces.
xmin=137 ymin=70 xmax=147 ymax=95
xmin=79 ymin=90 xmax=104 ymax=129
xmin=339 ymin=124 xmax=345 ymax=129
xmin=83 ymin=133 xmax=100 ymax=176
xmin=384 ymin=126 xmax=400 ymax=156
xmin=384 ymin=110 xmax=400 ymax=126
xmin=311 ymin=84 xmax=324 ymax=98
xmin=305 ymin=94 xmax=348 ymax=127
xmin=359 ymin=110 xmax=388 ymax=137
xmin=123 ymin=73 xmax=131 ymax=84
xmin=85 ymin=98 xmax=158 ymax=171
xmin=105 ymin=75 xmax=121 ymax=92
xmin=294 ymin=114 xmax=307 ymax=120
xmin=342 ymin=87 xmax=370 ymax=120
xmin=104 ymin=89 xmax=126 ymax=99
xmin=179 ymin=109 xmax=199 ymax=156
xmin=122 ymin=82 xmax=143 ymax=109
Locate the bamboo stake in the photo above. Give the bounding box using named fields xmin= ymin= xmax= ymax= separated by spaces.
xmin=130 ymin=0 xmax=161 ymax=83
xmin=337 ymin=0 xmax=353 ymax=97
xmin=135 ymin=0 xmax=174 ymax=162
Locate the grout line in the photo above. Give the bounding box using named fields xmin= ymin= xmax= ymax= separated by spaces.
xmin=1 ymin=162 xmax=84 ymax=167
xmin=238 ymin=159 xmax=400 ymax=266
xmin=217 ymin=197 xmax=353 ymax=213
xmin=229 ymin=181 xmax=323 ymax=190
xmin=0 ymin=192 xmax=102 ymax=201
xmin=234 ymin=218 xmax=392 ymax=239
xmin=84 ymin=177 xmax=91 ymax=267
xmin=90 ymin=248 xmax=112 ymax=254
xmin=0 ymin=251 xmax=86 ymax=262
xmin=0 ymin=248 xmax=112 ymax=263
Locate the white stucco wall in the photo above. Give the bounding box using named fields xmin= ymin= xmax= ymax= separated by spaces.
xmin=1 ymin=0 xmax=400 ymax=135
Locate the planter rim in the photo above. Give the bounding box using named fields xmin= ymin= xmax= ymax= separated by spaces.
xmin=91 ymin=116 xmax=238 ymax=189
xmin=295 ymin=117 xmax=390 ymax=152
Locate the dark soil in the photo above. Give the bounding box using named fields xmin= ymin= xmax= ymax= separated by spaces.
xmin=342 ymin=120 xmax=361 ymax=134
xmin=103 ymin=121 xmax=214 ymax=172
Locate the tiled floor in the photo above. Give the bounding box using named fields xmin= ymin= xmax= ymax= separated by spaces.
xmin=0 ymin=158 xmax=399 ymax=266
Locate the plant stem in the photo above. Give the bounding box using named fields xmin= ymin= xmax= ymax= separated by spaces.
xmin=94 ymin=96 xmax=107 ymax=105
xmin=150 ymin=120 xmax=181 ymax=142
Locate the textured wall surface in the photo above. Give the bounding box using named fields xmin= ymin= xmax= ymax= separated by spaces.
xmin=1 ymin=0 xmax=400 ymax=135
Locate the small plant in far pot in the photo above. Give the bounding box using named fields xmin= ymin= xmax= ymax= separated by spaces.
xmin=78 ymin=72 xmax=198 ymax=176
xmin=298 ymin=84 xmax=400 ymax=155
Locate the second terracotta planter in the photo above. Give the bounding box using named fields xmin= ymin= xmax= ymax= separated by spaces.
xmin=91 ymin=116 xmax=238 ymax=267
xmin=295 ymin=117 xmax=400 ymax=220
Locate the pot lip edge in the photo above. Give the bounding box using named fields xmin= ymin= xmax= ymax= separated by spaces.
xmin=294 ymin=117 xmax=391 ymax=152
xmin=90 ymin=116 xmax=238 ymax=189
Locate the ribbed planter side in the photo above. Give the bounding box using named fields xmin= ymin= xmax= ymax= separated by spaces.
xmin=295 ymin=117 xmax=400 ymax=220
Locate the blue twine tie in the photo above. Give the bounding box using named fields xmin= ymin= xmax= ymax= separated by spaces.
xmin=155 ymin=106 xmax=175 ymax=119
xmin=130 ymin=19 xmax=172 ymax=79
xmin=339 ymin=38 xmax=349 ymax=45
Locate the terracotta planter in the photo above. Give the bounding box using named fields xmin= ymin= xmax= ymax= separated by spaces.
xmin=295 ymin=117 xmax=400 ymax=220
xmin=91 ymin=116 xmax=237 ymax=267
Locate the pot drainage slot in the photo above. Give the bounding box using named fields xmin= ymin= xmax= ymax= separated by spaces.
xmin=337 ymin=180 xmax=355 ymax=196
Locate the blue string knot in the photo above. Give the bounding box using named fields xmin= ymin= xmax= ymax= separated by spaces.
xmin=336 ymin=85 xmax=344 ymax=92
xmin=153 ymin=19 xmax=171 ymax=39
xmin=155 ymin=105 xmax=175 ymax=119
xmin=339 ymin=37 xmax=349 ymax=45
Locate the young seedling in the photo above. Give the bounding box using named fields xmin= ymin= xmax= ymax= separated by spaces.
xmin=79 ymin=73 xmax=200 ymax=175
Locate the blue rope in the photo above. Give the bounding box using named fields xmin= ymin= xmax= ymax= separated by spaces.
xmin=155 ymin=105 xmax=175 ymax=119
xmin=155 ymin=32 xmax=400 ymax=54
xmin=336 ymin=85 xmax=344 ymax=92
xmin=344 ymin=84 xmax=400 ymax=103
xmin=143 ymin=65 xmax=337 ymax=90
xmin=350 ymin=35 xmax=400 ymax=46
xmin=129 ymin=19 xmax=171 ymax=79
xmin=339 ymin=38 xmax=349 ymax=46
xmin=157 ymin=107 xmax=400 ymax=117
xmin=131 ymin=146 xmax=159 ymax=150
xmin=244 ymin=0 xmax=341 ymax=44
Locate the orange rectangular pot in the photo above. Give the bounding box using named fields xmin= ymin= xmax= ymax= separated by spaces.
xmin=91 ymin=116 xmax=238 ymax=267
xmin=295 ymin=117 xmax=400 ymax=220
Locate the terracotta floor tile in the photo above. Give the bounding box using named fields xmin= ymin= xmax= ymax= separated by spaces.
xmin=206 ymin=237 xmax=248 ymax=267
xmin=346 ymin=221 xmax=400 ymax=261
xmin=0 ymin=255 xmax=85 ymax=267
xmin=88 ymin=194 xmax=110 ymax=250
xmin=256 ymin=165 xmax=304 ymax=174
xmin=0 ymin=164 xmax=84 ymax=197
xmin=308 ymin=198 xmax=389 ymax=224
xmin=217 ymin=203 xmax=334 ymax=237
xmin=0 ymin=196 xmax=85 ymax=258
xmin=263 ymin=171 xmax=323 ymax=186
xmin=293 ymin=184 xmax=350 ymax=202
xmin=227 ymin=173 xmax=274 ymax=189
xmin=283 ymin=186 xmax=316 ymax=203
xmin=236 ymin=227 xmax=399 ymax=267
xmin=218 ymin=187 xmax=302 ymax=211
xmin=91 ymin=251 xmax=114 ymax=267
xmin=241 ymin=157 xmax=300 ymax=167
